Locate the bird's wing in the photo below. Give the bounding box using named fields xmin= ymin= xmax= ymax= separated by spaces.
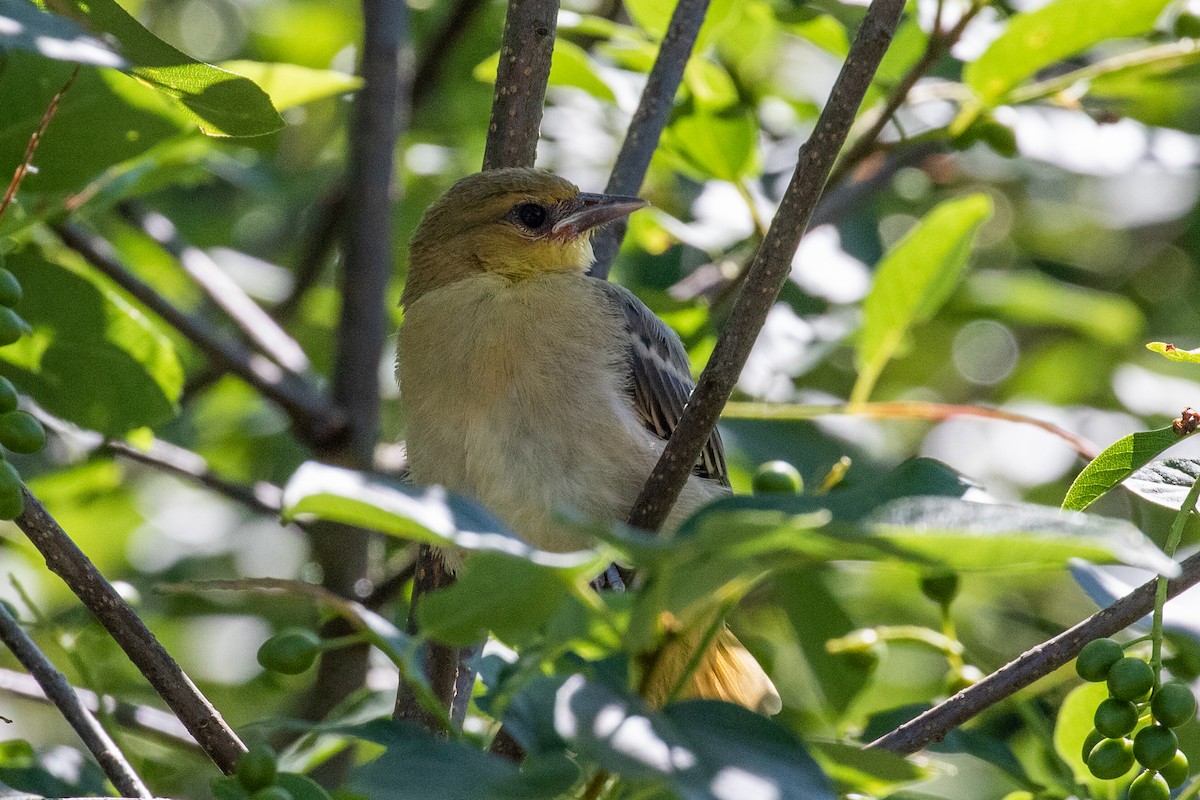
xmin=594 ymin=280 xmax=729 ymax=486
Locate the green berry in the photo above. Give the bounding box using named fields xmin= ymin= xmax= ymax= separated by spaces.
xmin=752 ymin=460 xmax=803 ymax=494
xmin=251 ymin=787 xmax=293 ymax=800
xmin=0 ymin=377 xmax=17 ymax=414
xmin=1094 ymin=697 xmax=1139 ymax=738
xmin=1161 ymin=750 xmax=1189 ymax=789
xmin=0 ymin=411 xmax=46 ymax=454
xmin=257 ymin=629 xmax=321 ymax=675
xmin=0 ymin=307 xmax=26 ymax=347
xmin=0 ymin=270 xmax=22 ymax=307
xmin=0 ymin=460 xmax=25 ymax=520
xmin=1133 ymin=725 xmax=1178 ymax=770
xmin=1107 ymin=657 xmax=1155 ymax=700
xmin=1087 ymin=736 xmax=1134 ymax=779
xmin=1081 ymin=727 xmax=1105 ymax=763
xmin=1128 ymin=769 xmax=1171 ymax=800
xmin=235 ymin=745 xmax=278 ymax=792
xmin=920 ymin=571 xmax=960 ymax=606
xmin=1076 ymin=638 xmax=1123 ymax=682
xmin=1151 ymin=682 xmax=1197 ymax=728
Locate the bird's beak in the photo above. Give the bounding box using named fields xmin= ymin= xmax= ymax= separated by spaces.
xmin=552 ymin=192 xmax=648 ymax=239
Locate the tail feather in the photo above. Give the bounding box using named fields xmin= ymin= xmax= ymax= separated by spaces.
xmin=644 ymin=625 xmax=781 ymax=715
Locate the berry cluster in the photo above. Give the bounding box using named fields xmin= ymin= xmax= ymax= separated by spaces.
xmin=1077 ymin=638 xmax=1196 ymax=798
xmin=0 ymin=263 xmax=45 ymax=519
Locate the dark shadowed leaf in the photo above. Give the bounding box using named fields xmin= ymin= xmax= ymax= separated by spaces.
xmin=0 ymin=0 xmax=124 ymax=67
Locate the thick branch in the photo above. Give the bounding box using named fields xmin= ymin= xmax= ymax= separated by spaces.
xmin=15 ymin=487 xmax=246 ymax=773
xmin=0 ymin=603 xmax=152 ymax=798
xmin=481 ymin=0 xmax=559 ymax=170
xmin=870 ymin=550 xmax=1200 ymax=754
xmin=0 ymin=667 xmax=200 ymax=750
xmin=117 ymin=201 xmax=311 ymax=376
xmin=52 ymin=222 xmax=345 ymax=449
xmin=625 ymin=0 xmax=907 ymax=532
xmin=590 ymin=0 xmax=711 ymax=278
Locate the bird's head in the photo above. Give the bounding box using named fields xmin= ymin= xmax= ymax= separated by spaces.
xmin=403 ymin=168 xmax=646 ymax=307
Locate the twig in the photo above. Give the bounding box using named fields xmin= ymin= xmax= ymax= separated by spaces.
xmin=0 ymin=666 xmax=199 ymax=751
xmin=625 ymin=0 xmax=908 ymax=532
xmin=0 ymin=66 xmax=79 ymax=220
xmin=116 ymin=201 xmax=311 ymax=375
xmin=52 ymin=222 xmax=346 ymax=449
xmin=827 ymin=1 xmax=982 ymax=191
xmin=15 ymin=486 xmax=246 ymax=773
xmin=589 ymin=0 xmax=711 ymax=278
xmin=0 ymin=599 xmax=152 ymax=798
xmin=481 ymin=0 xmax=560 ymax=170
xmin=870 ymin=549 xmax=1200 ymax=754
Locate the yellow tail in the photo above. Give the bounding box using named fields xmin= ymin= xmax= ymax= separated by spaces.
xmin=643 ymin=625 xmax=781 ymax=715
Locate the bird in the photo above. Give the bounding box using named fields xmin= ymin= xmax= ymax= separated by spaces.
xmin=397 ymin=167 xmax=780 ymax=715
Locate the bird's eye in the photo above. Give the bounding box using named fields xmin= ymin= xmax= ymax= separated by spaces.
xmin=514 ymin=202 xmax=548 ymax=229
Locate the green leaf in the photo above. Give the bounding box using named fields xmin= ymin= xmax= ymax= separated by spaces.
xmin=1 ymin=248 xmax=182 ymax=435
xmin=1054 ymin=681 xmax=1120 ymax=791
xmin=624 ymin=0 xmax=741 ymax=50
xmin=852 ymin=194 xmax=992 ymax=404
xmin=660 ymin=104 xmax=758 ymax=181
xmin=965 ymin=0 xmax=1173 ymax=105
xmin=474 ymin=39 xmax=615 ymax=102
xmin=281 ymin=461 xmax=604 ymax=571
xmin=1147 ymin=341 xmax=1200 ymax=365
xmin=1124 ymin=459 xmax=1200 ymax=511
xmin=808 ymin=739 xmax=932 ymax=798
xmin=0 ymin=0 xmax=124 ymax=67
xmin=48 ymin=0 xmax=283 ymax=136
xmin=1062 ymin=427 xmax=1183 ymax=511
xmin=506 ymin=675 xmax=835 ymax=800
xmin=220 ymin=61 xmax=361 ymax=111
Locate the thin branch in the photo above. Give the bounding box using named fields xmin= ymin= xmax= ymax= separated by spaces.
xmin=0 ymin=66 xmax=79 ymax=220
xmin=15 ymin=486 xmax=246 ymax=773
xmin=116 ymin=201 xmax=312 ymax=376
xmin=870 ymin=549 xmax=1200 ymax=754
xmin=827 ymin=1 xmax=982 ymax=191
xmin=0 ymin=600 xmax=153 ymax=798
xmin=590 ymin=0 xmax=711 ymax=278
xmin=412 ymin=0 xmax=490 ymax=109
xmin=52 ymin=222 xmax=346 ymax=450
xmin=625 ymin=0 xmax=908 ymax=532
xmin=481 ymin=0 xmax=560 ymax=170
xmin=0 ymin=666 xmax=200 ymax=751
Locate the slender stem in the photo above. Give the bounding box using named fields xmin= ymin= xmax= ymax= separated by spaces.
xmin=869 ymin=549 xmax=1200 ymax=755
xmin=0 ymin=65 xmax=79 ymax=220
xmin=1150 ymin=476 xmax=1200 ymax=681
xmin=590 ymin=0 xmax=712 ymax=277
xmin=15 ymin=486 xmax=246 ymax=772
xmin=0 ymin=600 xmax=152 ymax=798
xmin=620 ymin=0 xmax=913 ymax=532
xmin=1008 ymin=39 xmax=1199 ymax=106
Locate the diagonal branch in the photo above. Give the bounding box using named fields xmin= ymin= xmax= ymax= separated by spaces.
xmin=51 ymin=222 xmax=346 ymax=449
xmin=15 ymin=486 xmax=246 ymax=773
xmin=116 ymin=201 xmax=312 ymax=376
xmin=870 ymin=549 xmax=1200 ymax=754
xmin=625 ymin=0 xmax=908 ymax=532
xmin=0 ymin=598 xmax=152 ymax=798
xmin=590 ymin=0 xmax=711 ymax=278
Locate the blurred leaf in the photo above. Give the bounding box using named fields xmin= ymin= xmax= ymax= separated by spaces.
xmin=684 ymin=57 xmax=739 ymax=111
xmin=0 ymin=53 xmax=191 ymax=196
xmin=853 ymin=194 xmax=992 ymax=404
xmin=220 ymin=61 xmax=361 ymax=110
xmin=474 ymin=39 xmax=615 ymax=102
xmin=624 ymin=0 xmax=741 ymax=50
xmin=47 ymin=0 xmax=283 ymax=136
xmin=507 ymin=675 xmax=835 ymax=800
xmin=0 ymin=0 xmax=124 ymax=67
xmin=1125 ymin=459 xmax=1200 ymax=511
xmin=965 ymin=0 xmax=1173 ymax=104
xmin=660 ymin=104 xmax=758 ymax=181
xmin=1148 ymin=341 xmax=1200 ymax=365
xmin=809 ymin=740 xmax=931 ymax=798
xmin=1087 ymin=44 xmax=1200 ymax=131
xmin=281 ymin=461 xmax=604 ymax=571
xmin=964 ymin=270 xmax=1143 ymax=346
xmin=2 ymin=248 xmax=182 ymax=434
xmin=276 ymin=772 xmax=334 ymax=800
xmin=1062 ymin=427 xmax=1182 ymax=511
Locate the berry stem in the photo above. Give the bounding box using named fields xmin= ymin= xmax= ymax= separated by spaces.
xmin=1151 ymin=477 xmax=1200 ymax=686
